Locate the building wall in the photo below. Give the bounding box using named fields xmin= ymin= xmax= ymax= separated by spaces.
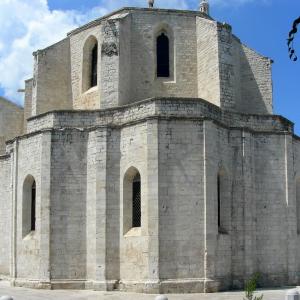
xmin=0 ymin=97 xmax=24 ymax=154
xmin=70 ymin=25 xmax=101 ymax=110
xmin=0 ymin=155 xmax=12 ymax=276
xmin=294 ymin=138 xmax=300 ymax=276
xmin=27 ymin=9 xmax=274 ymax=116
xmin=239 ymin=45 xmax=273 ymax=114
xmin=129 ymin=11 xmax=198 ymax=103
xmin=119 ymin=122 xmax=149 ymax=286
xmin=50 ymin=129 xmax=88 ymax=282
xmin=158 ymin=120 xmax=205 ymax=284
xmin=253 ymin=134 xmax=289 ymax=285
xmin=32 ymin=38 xmax=72 ymax=116
xmin=196 ymin=17 xmax=220 ymax=106
xmin=16 ymin=134 xmax=44 ymax=280
xmin=23 ymin=79 xmax=33 ymax=133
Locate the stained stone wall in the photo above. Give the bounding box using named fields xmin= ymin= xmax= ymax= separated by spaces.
xmin=31 ymin=39 xmax=72 ymax=116
xmin=0 ymin=6 xmax=299 ymax=295
xmin=1 ymin=97 xmax=300 ymax=292
xmin=53 ymin=8 xmax=272 ymax=114
xmin=0 ymin=155 xmax=12 ymax=276
xmin=50 ymin=129 xmax=88 ymax=283
xmin=0 ymin=97 xmax=24 ymax=154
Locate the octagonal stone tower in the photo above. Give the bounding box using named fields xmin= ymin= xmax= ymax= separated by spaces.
xmin=0 ymin=5 xmax=299 ymax=294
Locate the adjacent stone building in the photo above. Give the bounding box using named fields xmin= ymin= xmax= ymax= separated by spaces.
xmin=0 ymin=3 xmax=300 ymax=294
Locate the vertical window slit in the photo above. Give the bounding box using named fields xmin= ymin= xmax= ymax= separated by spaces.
xmin=91 ymin=43 xmax=98 ymax=87
xmin=217 ymin=174 xmax=221 ymax=229
xmin=31 ymin=181 xmax=36 ymax=231
xmin=132 ymin=173 xmax=141 ymax=228
xmin=157 ymin=32 xmax=170 ymax=77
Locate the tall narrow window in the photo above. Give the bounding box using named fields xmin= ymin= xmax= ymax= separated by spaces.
xmin=217 ymin=174 xmax=221 ymax=229
xmin=123 ymin=167 xmax=142 ymax=234
xmin=132 ymin=173 xmax=141 ymax=228
xmin=23 ymin=175 xmax=36 ymax=237
xmin=82 ymin=36 xmax=98 ymax=92
xmin=91 ymin=44 xmax=98 ymax=87
xmin=157 ymin=32 xmax=170 ymax=77
xmin=31 ymin=181 xmax=36 ymax=231
xmin=217 ymin=169 xmax=230 ymax=234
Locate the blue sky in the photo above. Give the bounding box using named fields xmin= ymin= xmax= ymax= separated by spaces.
xmin=0 ymin=0 xmax=299 ymax=134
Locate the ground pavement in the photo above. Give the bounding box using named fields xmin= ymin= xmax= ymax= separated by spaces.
xmin=0 ymin=281 xmax=293 ymax=300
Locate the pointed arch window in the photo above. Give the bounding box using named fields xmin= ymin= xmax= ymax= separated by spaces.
xmin=156 ymin=32 xmax=170 ymax=77
xmin=123 ymin=167 xmax=142 ymax=234
xmin=23 ymin=175 xmax=36 ymax=237
xmin=82 ymin=36 xmax=98 ymax=92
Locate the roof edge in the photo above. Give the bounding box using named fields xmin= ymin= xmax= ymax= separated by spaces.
xmin=0 ymin=96 xmax=24 ymax=110
xmin=67 ymin=7 xmax=213 ymax=37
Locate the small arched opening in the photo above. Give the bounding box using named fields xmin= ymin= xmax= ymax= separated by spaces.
xmin=123 ymin=167 xmax=142 ymax=234
xmin=82 ymin=36 xmax=98 ymax=92
xmin=23 ymin=175 xmax=36 ymax=237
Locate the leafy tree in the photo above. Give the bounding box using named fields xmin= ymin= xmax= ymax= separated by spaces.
xmin=288 ymin=17 xmax=300 ymax=61
xmin=243 ymin=273 xmax=264 ymax=300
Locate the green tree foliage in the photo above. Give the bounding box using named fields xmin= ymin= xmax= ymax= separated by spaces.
xmin=243 ymin=273 xmax=264 ymax=300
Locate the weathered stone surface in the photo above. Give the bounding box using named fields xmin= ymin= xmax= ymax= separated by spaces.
xmin=0 ymin=5 xmax=299 ymax=295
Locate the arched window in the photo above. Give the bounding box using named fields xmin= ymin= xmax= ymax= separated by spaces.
xmin=297 ymin=178 xmax=300 ymax=234
xmin=23 ymin=175 xmax=36 ymax=237
xmin=82 ymin=36 xmax=98 ymax=92
xmin=123 ymin=167 xmax=142 ymax=234
xmin=91 ymin=43 xmax=98 ymax=88
xmin=156 ymin=32 xmax=170 ymax=77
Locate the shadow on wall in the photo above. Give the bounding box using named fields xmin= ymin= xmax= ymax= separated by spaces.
xmin=236 ymin=43 xmax=272 ymax=115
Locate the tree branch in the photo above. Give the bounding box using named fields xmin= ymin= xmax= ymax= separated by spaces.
xmin=288 ymin=16 xmax=300 ymax=61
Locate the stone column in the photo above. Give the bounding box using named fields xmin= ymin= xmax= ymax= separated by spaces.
xmin=203 ymin=120 xmax=219 ymax=292
xmin=146 ymin=119 xmax=160 ymax=293
xmin=285 ymin=134 xmax=298 ymax=285
xmin=217 ymin=23 xmax=236 ymax=111
xmin=100 ymin=21 xmax=120 ymax=108
xmin=86 ymin=127 xmax=110 ymax=290
xmin=38 ymin=131 xmax=51 ymax=288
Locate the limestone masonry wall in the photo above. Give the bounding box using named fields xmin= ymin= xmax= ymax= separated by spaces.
xmin=1 ymin=6 xmax=299 ymax=294
xmin=196 ymin=18 xmax=220 ymax=106
xmin=50 ymin=130 xmax=88 ymax=282
xmin=0 ymin=98 xmax=23 ymax=154
xmin=158 ymin=120 xmax=205 ymax=284
xmin=0 ymin=155 xmax=12 ymax=276
xmin=32 ymin=38 xmax=72 ymax=116
xmin=239 ymin=45 xmax=273 ymax=114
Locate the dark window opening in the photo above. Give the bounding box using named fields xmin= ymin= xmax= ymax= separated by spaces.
xmin=91 ymin=44 xmax=98 ymax=87
xmin=297 ymin=180 xmax=300 ymax=234
xmin=217 ymin=175 xmax=221 ymax=229
xmin=31 ymin=181 xmax=36 ymax=231
xmin=132 ymin=173 xmax=141 ymax=228
xmin=157 ymin=33 xmax=170 ymax=77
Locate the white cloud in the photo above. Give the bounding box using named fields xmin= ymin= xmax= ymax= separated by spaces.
xmin=0 ymin=0 xmax=188 ymax=105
